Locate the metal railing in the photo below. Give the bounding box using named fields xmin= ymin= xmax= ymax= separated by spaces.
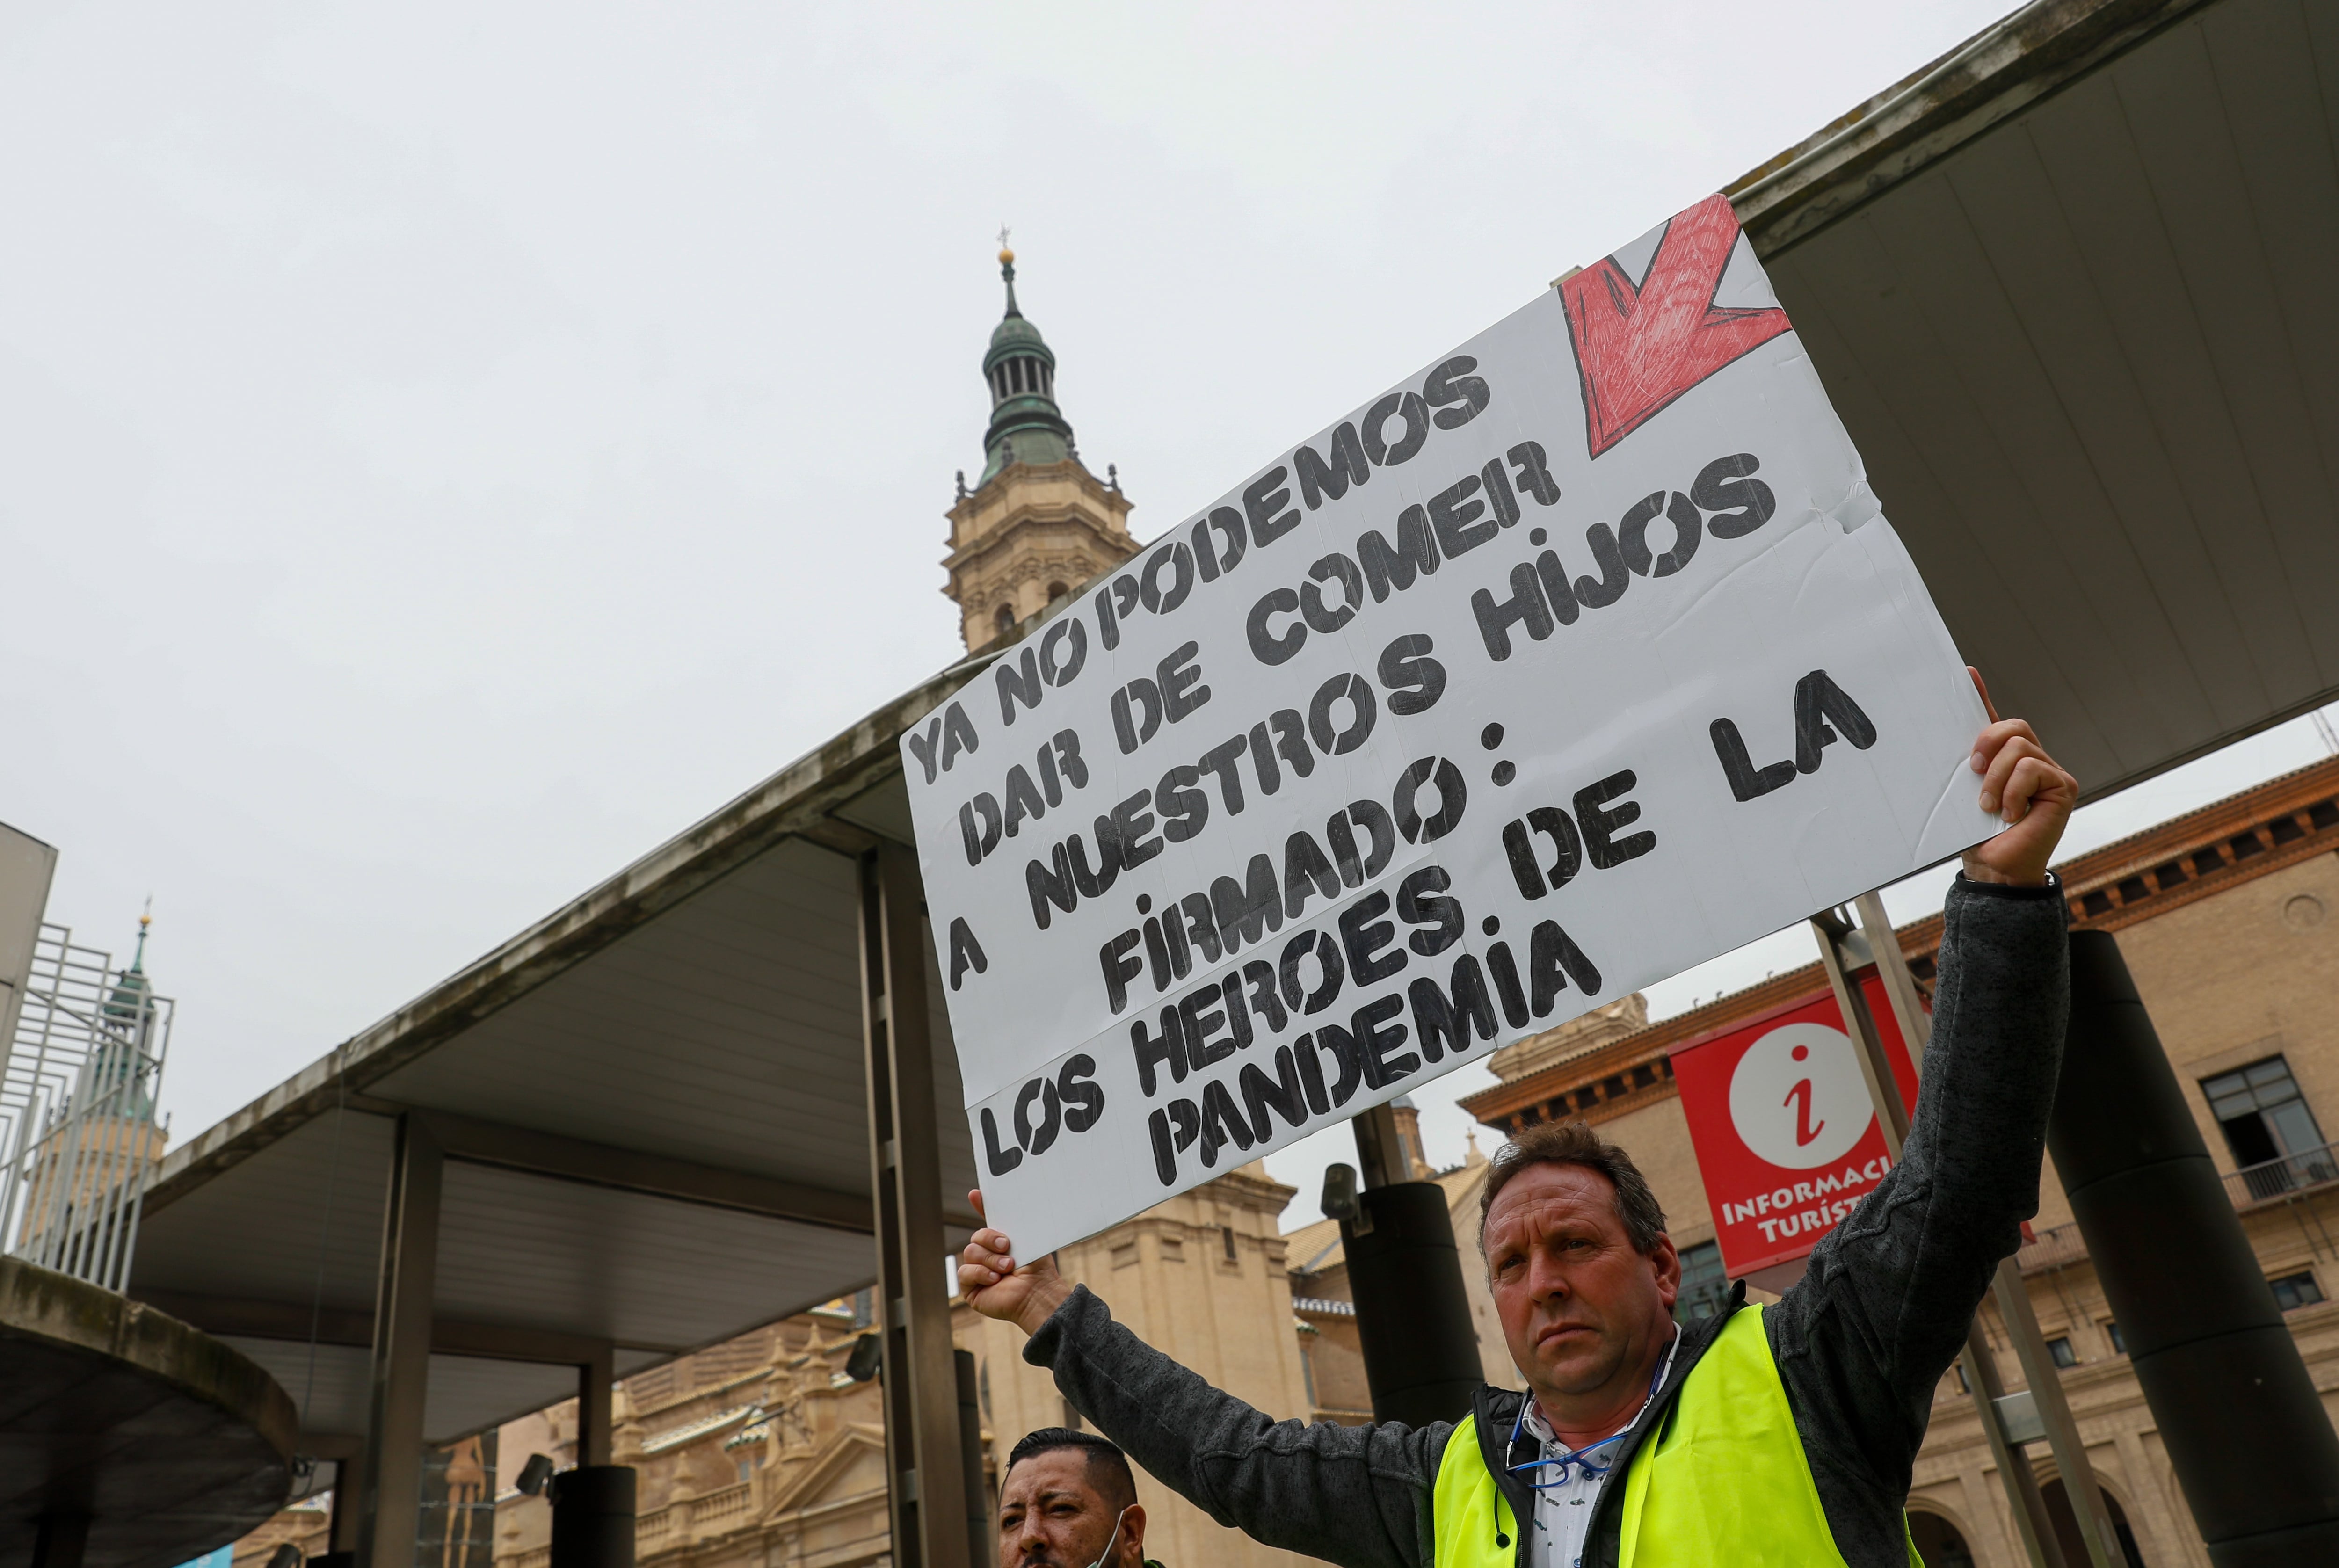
xmin=0 ymin=922 xmax=173 ymax=1292
xmin=2010 ymin=1146 xmax=2339 ymax=1275
xmin=2225 ymin=1140 xmax=2339 ymax=1207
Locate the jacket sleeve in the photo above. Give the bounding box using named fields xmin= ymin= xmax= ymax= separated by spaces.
xmin=1025 ymin=1285 xmax=1446 ymax=1568
xmin=1766 ymin=875 xmax=2070 ymax=1540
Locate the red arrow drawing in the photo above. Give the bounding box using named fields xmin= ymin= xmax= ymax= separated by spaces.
xmin=1559 ymin=194 xmax=1792 ymax=459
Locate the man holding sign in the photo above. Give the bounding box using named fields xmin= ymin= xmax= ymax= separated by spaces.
xmin=920 ymin=192 xmax=2078 ymax=1565
xmin=961 ymin=698 xmax=2076 ymax=1568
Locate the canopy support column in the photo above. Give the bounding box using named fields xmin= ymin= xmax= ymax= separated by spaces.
xmin=330 ymin=1448 xmax=366 ymax=1557
xmin=578 ymin=1340 xmax=615 ymax=1467
xmin=356 ymin=1112 xmax=442 ymax=1568
xmin=860 ymin=841 xmax=975 ymax=1568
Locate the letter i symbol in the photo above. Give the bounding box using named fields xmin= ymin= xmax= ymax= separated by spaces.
xmin=1784 ymin=1043 xmax=1823 ymax=1147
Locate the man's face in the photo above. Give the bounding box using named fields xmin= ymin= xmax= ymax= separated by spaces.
xmin=1483 ymin=1163 xmax=1680 ymax=1404
xmin=996 ymin=1449 xmax=1140 ymax=1568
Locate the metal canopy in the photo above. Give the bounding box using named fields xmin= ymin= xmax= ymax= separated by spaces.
xmin=127 ymin=669 xmax=980 ymax=1459
xmin=1733 ymin=0 xmax=2339 ymax=799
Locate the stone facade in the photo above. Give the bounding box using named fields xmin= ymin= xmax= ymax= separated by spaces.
xmin=1483 ymin=994 xmax=1649 ymax=1088
xmin=231 ymin=1496 xmax=329 ymax=1568
xmin=943 ymin=458 xmax=1132 ymax=650
xmin=469 ymin=1168 xmax=1324 ymax=1568
xmin=1462 ymin=756 xmax=2339 ymax=1567
xmin=492 ymin=1302 xmax=927 ymax=1568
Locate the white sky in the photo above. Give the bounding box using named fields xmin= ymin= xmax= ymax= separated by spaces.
xmin=6 ymin=2 xmax=2332 ymax=1233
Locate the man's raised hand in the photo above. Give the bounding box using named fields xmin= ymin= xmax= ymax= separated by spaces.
xmin=1962 ymin=667 xmax=2078 ymax=888
xmin=959 ymin=1189 xmax=1072 ymax=1336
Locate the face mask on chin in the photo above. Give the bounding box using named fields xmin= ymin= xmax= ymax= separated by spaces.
xmin=1081 ymin=1505 xmax=1131 ymax=1568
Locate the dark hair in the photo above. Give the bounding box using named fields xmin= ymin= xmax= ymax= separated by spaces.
xmin=1005 ymin=1427 xmax=1137 ymax=1513
xmin=1479 ymin=1120 xmax=1667 ymax=1255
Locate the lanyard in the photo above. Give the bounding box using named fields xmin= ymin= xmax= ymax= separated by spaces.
xmin=1504 ymin=1328 xmax=1681 ymax=1490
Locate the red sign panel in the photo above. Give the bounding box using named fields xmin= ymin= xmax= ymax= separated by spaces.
xmin=1669 ymin=976 xmax=1921 ymax=1278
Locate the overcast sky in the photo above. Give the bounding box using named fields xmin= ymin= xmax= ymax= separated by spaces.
xmin=6 ymin=2 xmax=2332 ymax=1231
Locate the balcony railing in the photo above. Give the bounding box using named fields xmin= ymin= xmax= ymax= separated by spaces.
xmin=2015 ymin=1221 xmax=2090 ymax=1275
xmin=2225 ymin=1141 xmax=2339 ymax=1207
xmin=2016 ymin=1146 xmax=2339 ymax=1275
xmin=633 ymin=1481 xmax=756 ymax=1556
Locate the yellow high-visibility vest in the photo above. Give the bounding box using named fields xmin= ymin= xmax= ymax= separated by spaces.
xmin=1431 ymin=1306 xmax=1917 ymax=1567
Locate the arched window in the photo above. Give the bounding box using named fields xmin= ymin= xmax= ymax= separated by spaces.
xmin=2039 ymin=1481 xmax=2147 ymax=1568
xmin=1906 ymin=1510 xmax=1975 ymax=1568
xmin=995 ymin=603 xmax=1016 ymax=637
xmin=1046 ymin=581 xmax=1069 ymax=603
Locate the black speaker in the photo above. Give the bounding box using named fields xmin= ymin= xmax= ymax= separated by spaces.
xmin=548 ymin=1466 xmax=636 ymax=1568
xmin=1344 ymin=1181 xmax=1485 ymax=1428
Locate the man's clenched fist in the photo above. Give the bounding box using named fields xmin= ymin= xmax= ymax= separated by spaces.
xmin=959 ymin=1189 xmax=1072 ymax=1336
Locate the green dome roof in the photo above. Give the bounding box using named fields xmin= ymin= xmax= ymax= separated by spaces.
xmin=989 ymin=311 xmax=1049 ymax=356
xmin=976 ymin=252 xmax=1075 ymax=487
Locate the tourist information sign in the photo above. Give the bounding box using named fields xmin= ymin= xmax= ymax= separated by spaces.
xmin=1668 ymin=976 xmax=1923 ymax=1282
xmin=902 ymin=194 xmax=1998 ymax=1256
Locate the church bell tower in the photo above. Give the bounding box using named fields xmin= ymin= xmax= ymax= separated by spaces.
xmin=943 ymin=243 xmax=1137 ymax=649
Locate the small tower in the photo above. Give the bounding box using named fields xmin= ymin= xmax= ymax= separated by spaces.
xmin=943 ymin=242 xmax=1137 ymax=649
xmin=94 ymin=904 xmax=161 ymax=1121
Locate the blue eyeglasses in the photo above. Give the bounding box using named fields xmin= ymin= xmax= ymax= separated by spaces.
xmin=1505 ymin=1412 xmax=1627 ymax=1488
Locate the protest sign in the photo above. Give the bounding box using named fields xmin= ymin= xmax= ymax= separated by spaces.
xmin=901 ymin=193 xmax=1999 ymax=1257
xmin=1668 ymin=979 xmax=1922 ymax=1281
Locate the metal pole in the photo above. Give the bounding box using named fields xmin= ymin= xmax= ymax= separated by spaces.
xmin=1846 ymin=897 xmax=2098 ymax=1566
xmin=859 ymin=842 xmax=974 ymax=1568
xmin=332 ymin=1452 xmax=367 ymax=1557
xmin=357 ymin=1112 xmax=443 ymax=1568
xmin=1852 ymin=893 xmax=1931 ymax=1054
xmin=1958 ymin=1325 xmax=2064 ymax=1568
xmin=1989 ymin=1263 xmax=2123 ymax=1567
xmin=1812 ymin=908 xmax=2080 ymax=1568
xmin=1810 ymin=911 xmax=1906 ymax=1144
xmin=0 ymin=930 xmax=65 ymax=1256
xmin=1350 ymin=1103 xmax=1406 ymax=1191
xmin=1844 ymin=896 xmax=2125 ymax=1568
xmin=956 ymin=1347 xmax=994 ymax=1568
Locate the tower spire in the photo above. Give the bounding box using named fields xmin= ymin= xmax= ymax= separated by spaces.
xmin=943 ymin=237 xmax=1137 ymax=651
xmin=131 ymin=895 xmax=151 ymax=974
xmin=976 ymin=237 xmax=1074 ymax=486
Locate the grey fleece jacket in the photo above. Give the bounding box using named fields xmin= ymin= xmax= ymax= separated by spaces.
xmin=1023 ymin=875 xmax=2070 ymax=1568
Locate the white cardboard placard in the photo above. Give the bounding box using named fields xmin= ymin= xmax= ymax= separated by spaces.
xmin=901 ymin=195 xmax=1994 ymax=1257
